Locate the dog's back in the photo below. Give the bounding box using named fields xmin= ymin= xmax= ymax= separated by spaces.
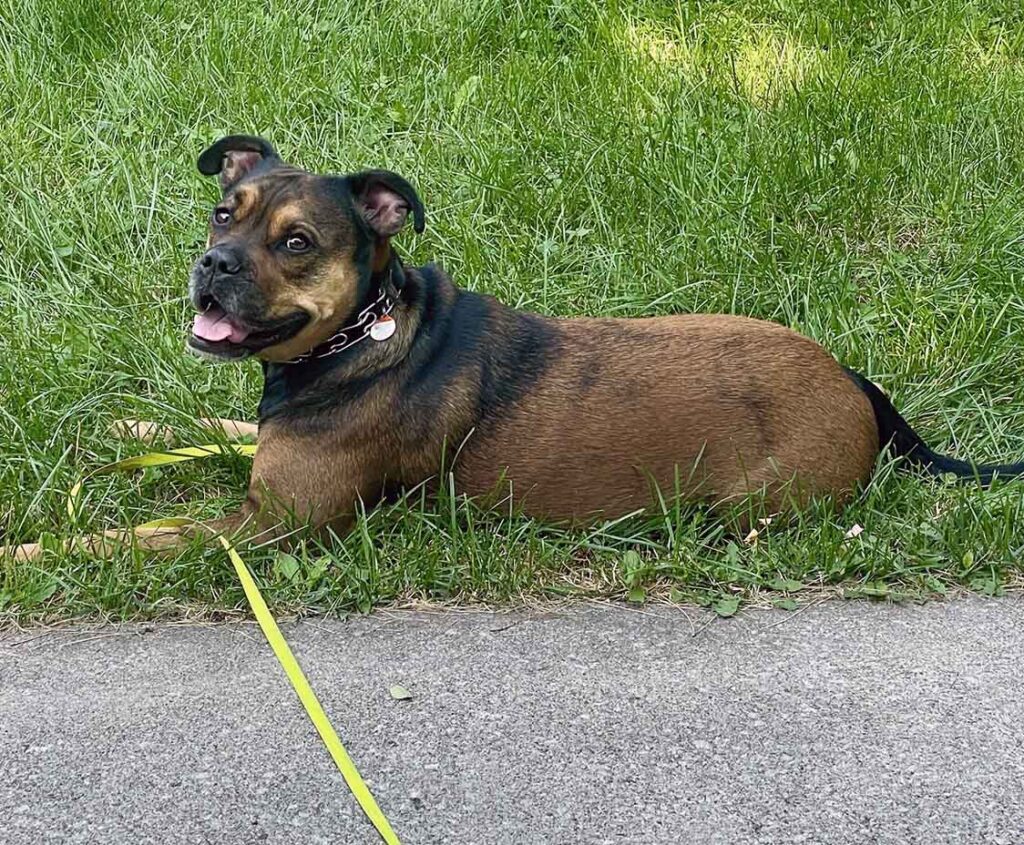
xmin=454 ymin=301 xmax=879 ymax=520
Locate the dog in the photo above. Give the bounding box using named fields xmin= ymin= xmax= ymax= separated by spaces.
xmin=6 ymin=135 xmax=1022 ymax=561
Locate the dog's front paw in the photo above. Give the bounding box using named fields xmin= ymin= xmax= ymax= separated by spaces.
xmin=0 ymin=542 xmax=44 ymax=562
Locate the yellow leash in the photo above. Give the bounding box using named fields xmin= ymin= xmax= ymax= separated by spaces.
xmin=68 ymin=446 xmax=401 ymax=845
xmin=66 ymin=444 xmax=258 ymax=518
xmin=217 ymin=534 xmax=401 ymax=843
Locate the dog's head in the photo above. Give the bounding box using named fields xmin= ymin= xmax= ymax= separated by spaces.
xmin=187 ymin=135 xmax=424 ymax=362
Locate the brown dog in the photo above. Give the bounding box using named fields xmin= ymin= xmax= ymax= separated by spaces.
xmin=7 ymin=135 xmax=1023 ymax=561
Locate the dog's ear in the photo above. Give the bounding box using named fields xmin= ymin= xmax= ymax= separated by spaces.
xmin=197 ymin=135 xmax=280 ymax=190
xmin=350 ymin=170 xmax=426 ymax=238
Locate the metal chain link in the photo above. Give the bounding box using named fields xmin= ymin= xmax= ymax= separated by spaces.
xmin=286 ymin=286 xmax=395 ymax=365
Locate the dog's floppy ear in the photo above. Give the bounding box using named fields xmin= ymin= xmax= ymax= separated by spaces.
xmin=350 ymin=170 xmax=426 ymax=237
xmin=197 ymin=135 xmax=280 ymax=190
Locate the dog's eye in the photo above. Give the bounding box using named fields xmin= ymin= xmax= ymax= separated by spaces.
xmin=284 ymin=234 xmax=312 ymax=253
xmin=212 ymin=208 xmax=232 ymax=226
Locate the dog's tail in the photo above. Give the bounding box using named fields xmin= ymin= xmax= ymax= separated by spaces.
xmin=844 ymin=367 xmax=1024 ymax=485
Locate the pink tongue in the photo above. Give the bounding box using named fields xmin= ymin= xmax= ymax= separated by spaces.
xmin=193 ymin=307 xmax=250 ymax=343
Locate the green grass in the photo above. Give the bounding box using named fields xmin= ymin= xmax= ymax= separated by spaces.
xmin=2 ymin=0 xmax=1024 ymax=622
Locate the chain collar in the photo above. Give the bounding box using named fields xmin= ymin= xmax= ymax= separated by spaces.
xmin=285 ymin=284 xmax=395 ymax=365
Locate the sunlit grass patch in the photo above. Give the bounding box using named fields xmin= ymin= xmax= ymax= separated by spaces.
xmin=620 ymin=15 xmax=830 ymax=107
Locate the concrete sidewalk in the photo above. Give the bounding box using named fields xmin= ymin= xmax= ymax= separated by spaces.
xmin=2 ymin=598 xmax=1023 ymax=844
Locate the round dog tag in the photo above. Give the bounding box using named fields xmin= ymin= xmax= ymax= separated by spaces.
xmin=370 ymin=315 xmax=396 ymax=341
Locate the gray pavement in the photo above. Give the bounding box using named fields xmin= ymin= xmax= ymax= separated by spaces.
xmin=2 ymin=598 xmax=1024 ymax=844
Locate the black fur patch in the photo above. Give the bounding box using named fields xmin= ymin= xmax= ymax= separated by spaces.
xmin=258 ymin=263 xmax=558 ymax=436
xmin=401 ymin=265 xmax=558 ymax=425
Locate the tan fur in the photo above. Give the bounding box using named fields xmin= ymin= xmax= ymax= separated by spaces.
xmin=247 ymin=422 xmax=389 ymax=535
xmin=3 ymin=422 xmax=259 ymax=563
xmin=205 ymin=171 xmax=368 ymax=364
xmin=257 ymin=254 xmax=363 ymax=362
xmin=229 ymin=184 xmax=260 ymax=222
xmin=457 ymin=314 xmax=878 ymax=521
xmin=1 ymin=517 xmax=249 ymax=563
xmin=266 ymin=202 xmax=314 ymax=243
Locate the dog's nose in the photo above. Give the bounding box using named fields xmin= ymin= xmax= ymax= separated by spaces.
xmin=199 ymin=244 xmax=243 ymax=276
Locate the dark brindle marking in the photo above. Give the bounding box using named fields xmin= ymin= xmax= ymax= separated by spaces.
xmin=5 ymin=136 xmax=1023 ymax=561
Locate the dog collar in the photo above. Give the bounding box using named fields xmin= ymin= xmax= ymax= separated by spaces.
xmin=285 ymin=278 xmax=397 ymax=365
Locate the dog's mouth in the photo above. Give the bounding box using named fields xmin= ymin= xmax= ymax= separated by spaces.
xmin=193 ymin=306 xmax=252 ymax=345
xmin=188 ymin=300 xmax=309 ymax=359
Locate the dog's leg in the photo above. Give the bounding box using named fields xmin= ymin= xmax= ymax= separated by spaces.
xmin=112 ymin=417 xmax=258 ymax=444
xmin=199 ymin=418 xmax=259 ymax=439
xmin=110 ymin=418 xmax=175 ymax=444
xmin=3 ymin=420 xmax=262 ymax=562
xmin=1 ymin=526 xmax=189 ymax=563
xmin=0 ymin=512 xmax=262 ymax=564
xmin=3 ymin=435 xmax=369 ymax=564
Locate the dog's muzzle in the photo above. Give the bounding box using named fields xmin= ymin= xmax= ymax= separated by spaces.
xmin=187 ymin=245 xmax=309 ymax=359
xmin=188 ymin=244 xmax=259 ymax=345
xmin=190 ymin=244 xmax=245 ymax=306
